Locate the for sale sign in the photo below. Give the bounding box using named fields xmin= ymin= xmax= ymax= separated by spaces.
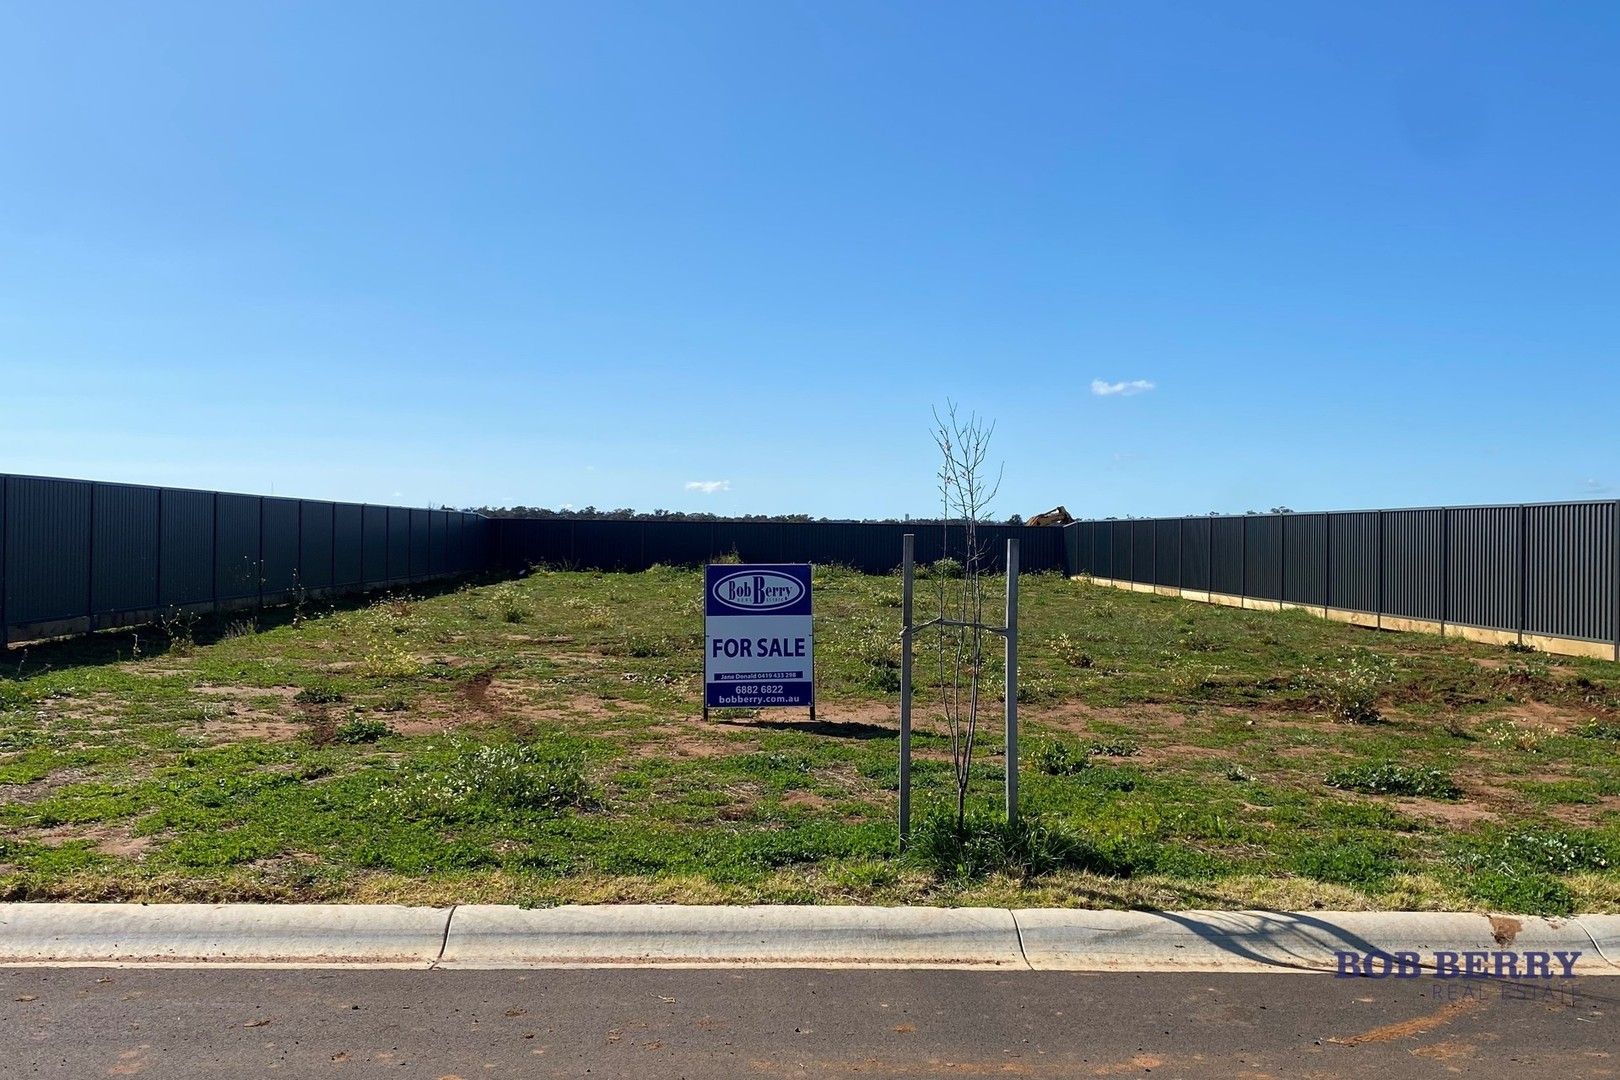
xmin=704 ymin=564 xmax=814 ymax=709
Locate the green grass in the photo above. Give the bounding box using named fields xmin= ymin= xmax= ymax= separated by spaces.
xmin=1 ymin=565 xmax=1619 ymax=913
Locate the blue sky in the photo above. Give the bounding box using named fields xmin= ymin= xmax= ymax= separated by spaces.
xmin=2 ymin=2 xmax=1617 ymax=519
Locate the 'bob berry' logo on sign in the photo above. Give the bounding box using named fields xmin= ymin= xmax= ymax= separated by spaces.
xmin=711 ymin=570 xmax=806 ymax=612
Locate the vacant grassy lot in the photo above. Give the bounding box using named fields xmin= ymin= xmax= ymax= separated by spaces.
xmin=2 ymin=564 xmax=1619 ymax=913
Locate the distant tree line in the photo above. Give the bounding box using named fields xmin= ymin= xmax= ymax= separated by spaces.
xmin=474 ymin=506 xmax=1027 ymax=526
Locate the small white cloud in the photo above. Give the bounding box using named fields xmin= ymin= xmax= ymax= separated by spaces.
xmin=1091 ymin=378 xmax=1156 ymax=397
xmin=685 ymin=480 xmax=731 ymax=494
xmin=1583 ymin=479 xmax=1614 ymax=496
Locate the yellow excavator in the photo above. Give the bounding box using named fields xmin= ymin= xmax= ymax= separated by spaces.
xmin=1027 ymin=506 xmax=1073 ymax=527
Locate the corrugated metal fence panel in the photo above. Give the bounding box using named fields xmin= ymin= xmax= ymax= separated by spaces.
xmin=1110 ymin=521 xmax=1132 ymax=581
xmin=1182 ymin=517 xmax=1211 ymax=591
xmin=575 ymin=520 xmax=642 ymax=570
xmin=655 ymin=521 xmax=719 ymax=567
xmin=494 ymin=519 xmax=1067 ymax=575
xmin=409 ymin=509 xmax=430 ymax=579
xmin=1210 ymin=517 xmax=1244 ymax=595
xmin=386 ymin=508 xmax=410 ymax=584
xmin=1093 ymin=520 xmax=1113 ymax=579
xmin=495 ymin=519 xmax=546 ymax=568
xmin=811 ymin=522 xmax=872 ymax=569
xmin=214 ymin=493 xmax=261 ymax=602
xmin=1153 ymin=519 xmax=1180 ymax=586
xmin=1027 ymin=524 xmax=1065 ymax=574
xmin=1244 ymin=516 xmax=1283 ymax=600
xmin=362 ymin=506 xmax=388 ymax=586
xmin=1 ymin=475 xmax=489 ymax=642
xmin=1382 ymin=508 xmax=1445 ymax=621
xmin=1328 ymin=511 xmax=1380 ymax=612
xmin=334 ymin=504 xmax=364 ymax=586
xmin=5 ymin=476 xmax=92 ymax=626
xmin=1129 ymin=521 xmax=1154 ymax=585
xmin=1282 ymin=513 xmax=1327 ymax=607
xmin=160 ymin=488 xmax=214 ymax=608
xmin=0 ymin=477 xmax=6 ymax=637
xmin=299 ymin=501 xmax=334 ymax=591
xmin=91 ymin=482 xmax=159 ymax=619
xmin=445 ymin=513 xmax=464 ymax=575
xmin=458 ymin=514 xmax=475 ymax=572
xmin=1525 ymin=502 xmax=1615 ymax=643
xmin=1064 ymin=522 xmax=1086 ymax=575
xmin=1448 ymin=505 xmax=1519 ymax=632
xmin=261 ymin=497 xmax=302 ymax=599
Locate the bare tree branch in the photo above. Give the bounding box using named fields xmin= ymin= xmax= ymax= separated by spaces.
xmin=928 ymin=401 xmax=1002 ymax=833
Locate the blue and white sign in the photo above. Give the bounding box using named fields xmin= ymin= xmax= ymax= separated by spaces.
xmin=704 ymin=563 xmax=814 ymax=709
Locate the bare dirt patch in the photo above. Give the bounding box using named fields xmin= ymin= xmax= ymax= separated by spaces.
xmin=0 ymin=767 xmax=98 ymax=807
xmin=184 ymin=686 xmax=306 ymax=741
xmin=32 ymin=824 xmax=156 ymax=859
xmin=1392 ymin=797 xmax=1499 ymax=827
xmin=781 ymin=791 xmax=830 ymax=811
xmin=1031 ymin=702 xmax=1195 ymax=735
xmin=634 ymin=725 xmax=736 ymax=759
xmin=1485 ymin=700 xmax=1589 ymax=733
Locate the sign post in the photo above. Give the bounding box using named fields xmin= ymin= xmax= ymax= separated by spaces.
xmin=704 ymin=563 xmax=815 ymax=719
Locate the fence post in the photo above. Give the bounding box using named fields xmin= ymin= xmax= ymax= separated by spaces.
xmin=85 ymin=483 xmax=97 ymax=629
xmin=210 ymin=492 xmax=219 ymax=617
xmin=1004 ymin=538 xmax=1019 ymax=826
xmin=1323 ymin=512 xmax=1332 ymax=618
xmin=153 ymin=487 xmax=164 ymax=615
xmin=899 ymin=533 xmax=914 ymax=851
xmin=1440 ymin=508 xmax=1450 ymax=638
xmin=1240 ymin=516 xmax=1248 ymax=605
xmin=296 ymin=499 xmax=304 ymax=603
xmin=1279 ymin=512 xmax=1286 ymax=606
xmin=1376 ymin=510 xmax=1385 ymax=629
xmin=1149 ymin=520 xmax=1156 ymax=589
xmin=1517 ymin=504 xmax=1528 ymax=648
xmin=1613 ymin=501 xmax=1619 ymax=663
xmin=256 ymin=497 xmax=265 ymax=617
xmin=0 ymin=474 xmax=8 ymax=650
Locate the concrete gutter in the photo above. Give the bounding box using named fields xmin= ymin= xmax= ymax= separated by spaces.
xmin=0 ymin=904 xmax=1616 ymax=972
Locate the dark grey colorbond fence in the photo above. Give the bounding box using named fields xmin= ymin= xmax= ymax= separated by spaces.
xmin=0 ymin=474 xmax=492 ymax=645
xmin=493 ymin=518 xmax=1067 ymax=576
xmin=1065 ymin=501 xmax=1620 ymax=655
xmin=11 ymin=469 xmax=1619 ymax=661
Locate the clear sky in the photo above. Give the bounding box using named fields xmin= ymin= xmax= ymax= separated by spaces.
xmin=3 ymin=2 xmax=1617 ymax=520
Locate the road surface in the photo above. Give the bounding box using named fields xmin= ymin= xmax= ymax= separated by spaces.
xmin=1 ymin=967 xmax=1611 ymax=1078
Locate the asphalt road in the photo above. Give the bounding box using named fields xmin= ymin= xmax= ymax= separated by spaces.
xmin=0 ymin=967 xmax=1612 ymax=1079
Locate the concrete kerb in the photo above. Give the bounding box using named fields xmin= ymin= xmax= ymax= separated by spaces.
xmin=0 ymin=903 xmax=450 ymax=966
xmin=0 ymin=904 xmax=1616 ymax=972
xmin=438 ymin=904 xmax=1024 ymax=968
xmin=1013 ymin=909 xmax=1612 ymax=974
xmin=1576 ymin=915 xmax=1620 ymax=968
